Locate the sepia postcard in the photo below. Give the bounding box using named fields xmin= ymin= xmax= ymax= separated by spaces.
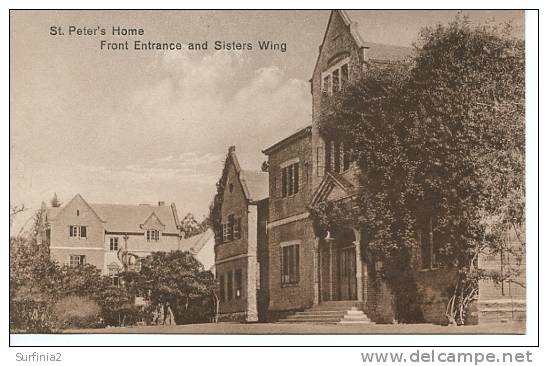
xmin=9 ymin=9 xmax=533 ymax=346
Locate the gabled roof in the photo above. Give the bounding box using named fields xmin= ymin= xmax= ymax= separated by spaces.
xmin=92 ymin=203 xmax=179 ymax=234
xmin=262 ymin=124 xmax=312 ymax=155
xmin=240 ymin=170 xmax=269 ymax=202
xmin=312 ymin=10 xmax=413 ymax=77
xmin=180 ymin=229 xmax=214 ymax=254
xmin=311 ymin=171 xmax=356 ymax=206
xmin=47 ymin=193 xmax=105 ymax=224
xmin=47 ymin=194 xmax=180 ymax=234
xmin=226 ymin=146 xmax=269 ymax=203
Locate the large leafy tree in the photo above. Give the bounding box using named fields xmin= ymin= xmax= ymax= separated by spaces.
xmin=315 ymin=17 xmax=524 ymax=323
xmin=137 ymin=250 xmax=216 ymax=323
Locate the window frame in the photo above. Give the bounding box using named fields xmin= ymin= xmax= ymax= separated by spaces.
xmin=280 ymin=160 xmax=300 ymax=198
xmin=146 ymin=229 xmax=160 ymax=242
xmin=280 ymin=241 xmax=301 ymax=286
xmin=109 ymin=237 xmax=119 ymax=251
xmin=321 ymin=58 xmax=350 ymax=96
xmin=69 ymin=254 xmax=85 ymax=268
xmin=234 ymin=269 xmax=243 ymax=299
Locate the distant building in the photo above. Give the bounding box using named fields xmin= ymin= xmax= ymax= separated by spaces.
xmin=46 ymin=194 xmax=215 ymax=283
xmin=213 ymin=147 xmax=269 ymax=322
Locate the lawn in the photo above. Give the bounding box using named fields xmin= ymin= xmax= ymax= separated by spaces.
xmin=66 ymin=321 xmax=525 ymax=335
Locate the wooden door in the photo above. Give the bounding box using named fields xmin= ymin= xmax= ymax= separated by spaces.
xmin=338 ymin=246 xmax=357 ymax=300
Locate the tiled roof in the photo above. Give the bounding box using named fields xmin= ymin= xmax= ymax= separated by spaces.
xmin=240 ymin=169 xmax=269 ymax=202
xmin=92 ymin=204 xmax=179 ymax=234
xmin=339 ymin=10 xmax=414 ymax=62
xmin=361 ymin=41 xmax=413 ymax=62
xmin=180 ymin=229 xmax=214 ymax=254
xmin=47 ymin=199 xmax=179 ymax=234
xmin=262 ymin=124 xmax=312 ymax=155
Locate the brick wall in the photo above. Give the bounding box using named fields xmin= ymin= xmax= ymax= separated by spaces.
xmin=267 ymin=218 xmax=316 ymax=312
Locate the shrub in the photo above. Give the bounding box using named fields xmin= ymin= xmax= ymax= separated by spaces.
xmin=53 ymin=296 xmax=101 ymax=329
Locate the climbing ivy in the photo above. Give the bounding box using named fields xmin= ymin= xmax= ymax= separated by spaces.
xmin=209 ymin=147 xmax=234 ymax=245
xmin=311 ymin=17 xmax=525 ymax=324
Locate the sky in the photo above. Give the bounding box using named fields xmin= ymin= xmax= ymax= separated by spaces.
xmin=10 ymin=10 xmax=524 ymax=231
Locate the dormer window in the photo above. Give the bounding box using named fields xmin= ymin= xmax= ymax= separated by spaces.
xmin=146 ymin=229 xmax=160 ymax=242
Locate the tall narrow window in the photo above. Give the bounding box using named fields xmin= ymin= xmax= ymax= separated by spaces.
xmin=109 ymin=237 xmax=119 ymax=251
xmin=332 ymin=69 xmax=340 ymax=93
xmin=287 ymin=164 xmax=294 ymax=196
xmin=325 ymin=141 xmax=332 ymax=172
xmin=323 ymin=75 xmax=331 ymax=94
xmin=219 ymin=275 xmax=226 ymax=302
xmin=281 ymin=163 xmax=300 ymax=198
xmin=227 ymin=271 xmax=233 ymax=301
xmin=341 ymin=63 xmax=349 ymax=87
xmin=227 ymin=214 xmax=234 ymax=241
xmin=294 ymin=164 xmax=299 ymax=194
xmin=235 ymin=269 xmax=243 ymax=299
xmin=233 ymin=217 xmax=241 ymax=240
xmin=282 ymin=168 xmax=288 ymax=197
xmin=281 ymin=243 xmax=300 ymax=285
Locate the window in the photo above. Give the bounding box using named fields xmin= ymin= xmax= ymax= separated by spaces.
xmin=281 ymin=243 xmax=300 ymax=285
xmin=235 ymin=269 xmax=243 ymax=299
xmin=109 ymin=237 xmax=119 ymax=251
xmin=233 ymin=217 xmax=241 ymax=240
xmin=69 ymin=255 xmax=85 ymax=268
xmin=69 ymin=225 xmax=87 ymax=239
xmin=325 ymin=139 xmax=350 ymax=173
xmin=227 ymin=271 xmax=233 ymax=301
xmin=341 ymin=63 xmax=349 ymax=87
xmin=419 ymin=216 xmax=437 ymax=270
xmin=281 ymin=163 xmax=299 ymax=198
xmin=219 ymin=275 xmax=226 ymax=302
xmin=146 ymin=229 xmax=160 ymax=242
xmin=222 ymin=223 xmax=228 ymax=242
xmin=323 ymin=74 xmax=331 ymax=94
xmin=322 ymin=61 xmax=350 ymax=95
xmin=227 ymin=215 xmax=234 ymax=241
xmin=332 ymin=69 xmax=340 ymax=93
xmin=76 ymin=209 xmax=80 ymax=216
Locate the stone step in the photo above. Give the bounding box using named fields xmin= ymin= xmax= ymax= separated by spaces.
xmin=478 ymin=300 xmax=526 ymax=310
xmin=278 ymin=317 xmax=342 ymax=323
xmin=277 ymin=305 xmax=373 ymax=325
xmin=478 ymin=309 xmax=526 ymax=323
xmin=292 ymin=310 xmax=348 ymax=317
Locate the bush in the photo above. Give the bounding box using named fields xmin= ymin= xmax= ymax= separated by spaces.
xmin=53 ymin=296 xmax=101 ymax=329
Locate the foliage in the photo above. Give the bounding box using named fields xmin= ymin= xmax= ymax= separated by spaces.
xmin=314 ymin=17 xmax=524 ymax=324
xmin=50 ymin=193 xmax=62 ymax=208
xmin=210 ymin=147 xmax=234 ymax=245
xmin=136 ymin=250 xmax=217 ymax=324
xmin=180 ymin=213 xmax=209 ymax=239
xmin=52 ymin=296 xmax=101 ymax=329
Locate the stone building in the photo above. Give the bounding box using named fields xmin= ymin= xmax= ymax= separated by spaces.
xmin=213 ymin=147 xmax=269 ymax=322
